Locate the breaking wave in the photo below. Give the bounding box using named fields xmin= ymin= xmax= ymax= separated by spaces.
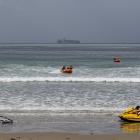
xmin=0 ymin=106 xmax=124 ymax=114
xmin=0 ymin=77 xmax=140 ymax=82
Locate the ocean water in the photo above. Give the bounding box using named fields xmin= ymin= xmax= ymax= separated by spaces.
xmin=0 ymin=44 xmax=140 ymax=134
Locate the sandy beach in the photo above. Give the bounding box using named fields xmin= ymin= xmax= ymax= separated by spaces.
xmin=0 ymin=132 xmax=140 ymax=140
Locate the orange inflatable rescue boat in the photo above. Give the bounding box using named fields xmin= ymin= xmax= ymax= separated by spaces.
xmin=114 ymin=57 xmax=120 ymax=63
xmin=61 ymin=65 xmax=73 ymax=74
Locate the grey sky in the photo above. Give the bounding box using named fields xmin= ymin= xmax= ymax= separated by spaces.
xmin=0 ymin=0 xmax=140 ymax=43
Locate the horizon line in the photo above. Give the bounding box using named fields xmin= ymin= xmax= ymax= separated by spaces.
xmin=0 ymin=42 xmax=140 ymax=44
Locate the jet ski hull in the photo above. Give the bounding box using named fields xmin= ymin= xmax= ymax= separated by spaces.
xmin=119 ymin=116 xmax=140 ymax=122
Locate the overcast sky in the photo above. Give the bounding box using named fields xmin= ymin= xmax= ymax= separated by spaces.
xmin=0 ymin=0 xmax=140 ymax=43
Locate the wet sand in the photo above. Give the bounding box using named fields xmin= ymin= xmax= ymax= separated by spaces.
xmin=0 ymin=132 xmax=140 ymax=140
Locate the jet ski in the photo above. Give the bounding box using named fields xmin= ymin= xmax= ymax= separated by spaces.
xmin=119 ymin=106 xmax=140 ymax=122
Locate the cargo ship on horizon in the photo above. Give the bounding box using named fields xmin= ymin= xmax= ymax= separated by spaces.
xmin=57 ymin=38 xmax=80 ymax=44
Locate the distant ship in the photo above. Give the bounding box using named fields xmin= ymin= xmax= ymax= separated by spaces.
xmin=57 ymin=38 xmax=80 ymax=44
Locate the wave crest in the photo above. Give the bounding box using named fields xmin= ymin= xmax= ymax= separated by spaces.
xmin=0 ymin=77 xmax=140 ymax=82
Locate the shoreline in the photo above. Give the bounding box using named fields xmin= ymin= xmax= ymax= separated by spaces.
xmin=0 ymin=132 xmax=140 ymax=140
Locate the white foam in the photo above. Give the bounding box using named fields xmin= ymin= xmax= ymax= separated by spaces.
xmin=0 ymin=106 xmax=124 ymax=112
xmin=0 ymin=77 xmax=139 ymax=82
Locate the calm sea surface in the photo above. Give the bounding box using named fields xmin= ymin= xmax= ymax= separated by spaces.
xmin=0 ymin=44 xmax=140 ymax=134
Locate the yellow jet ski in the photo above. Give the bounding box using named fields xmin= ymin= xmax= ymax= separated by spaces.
xmin=119 ymin=106 xmax=140 ymax=122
